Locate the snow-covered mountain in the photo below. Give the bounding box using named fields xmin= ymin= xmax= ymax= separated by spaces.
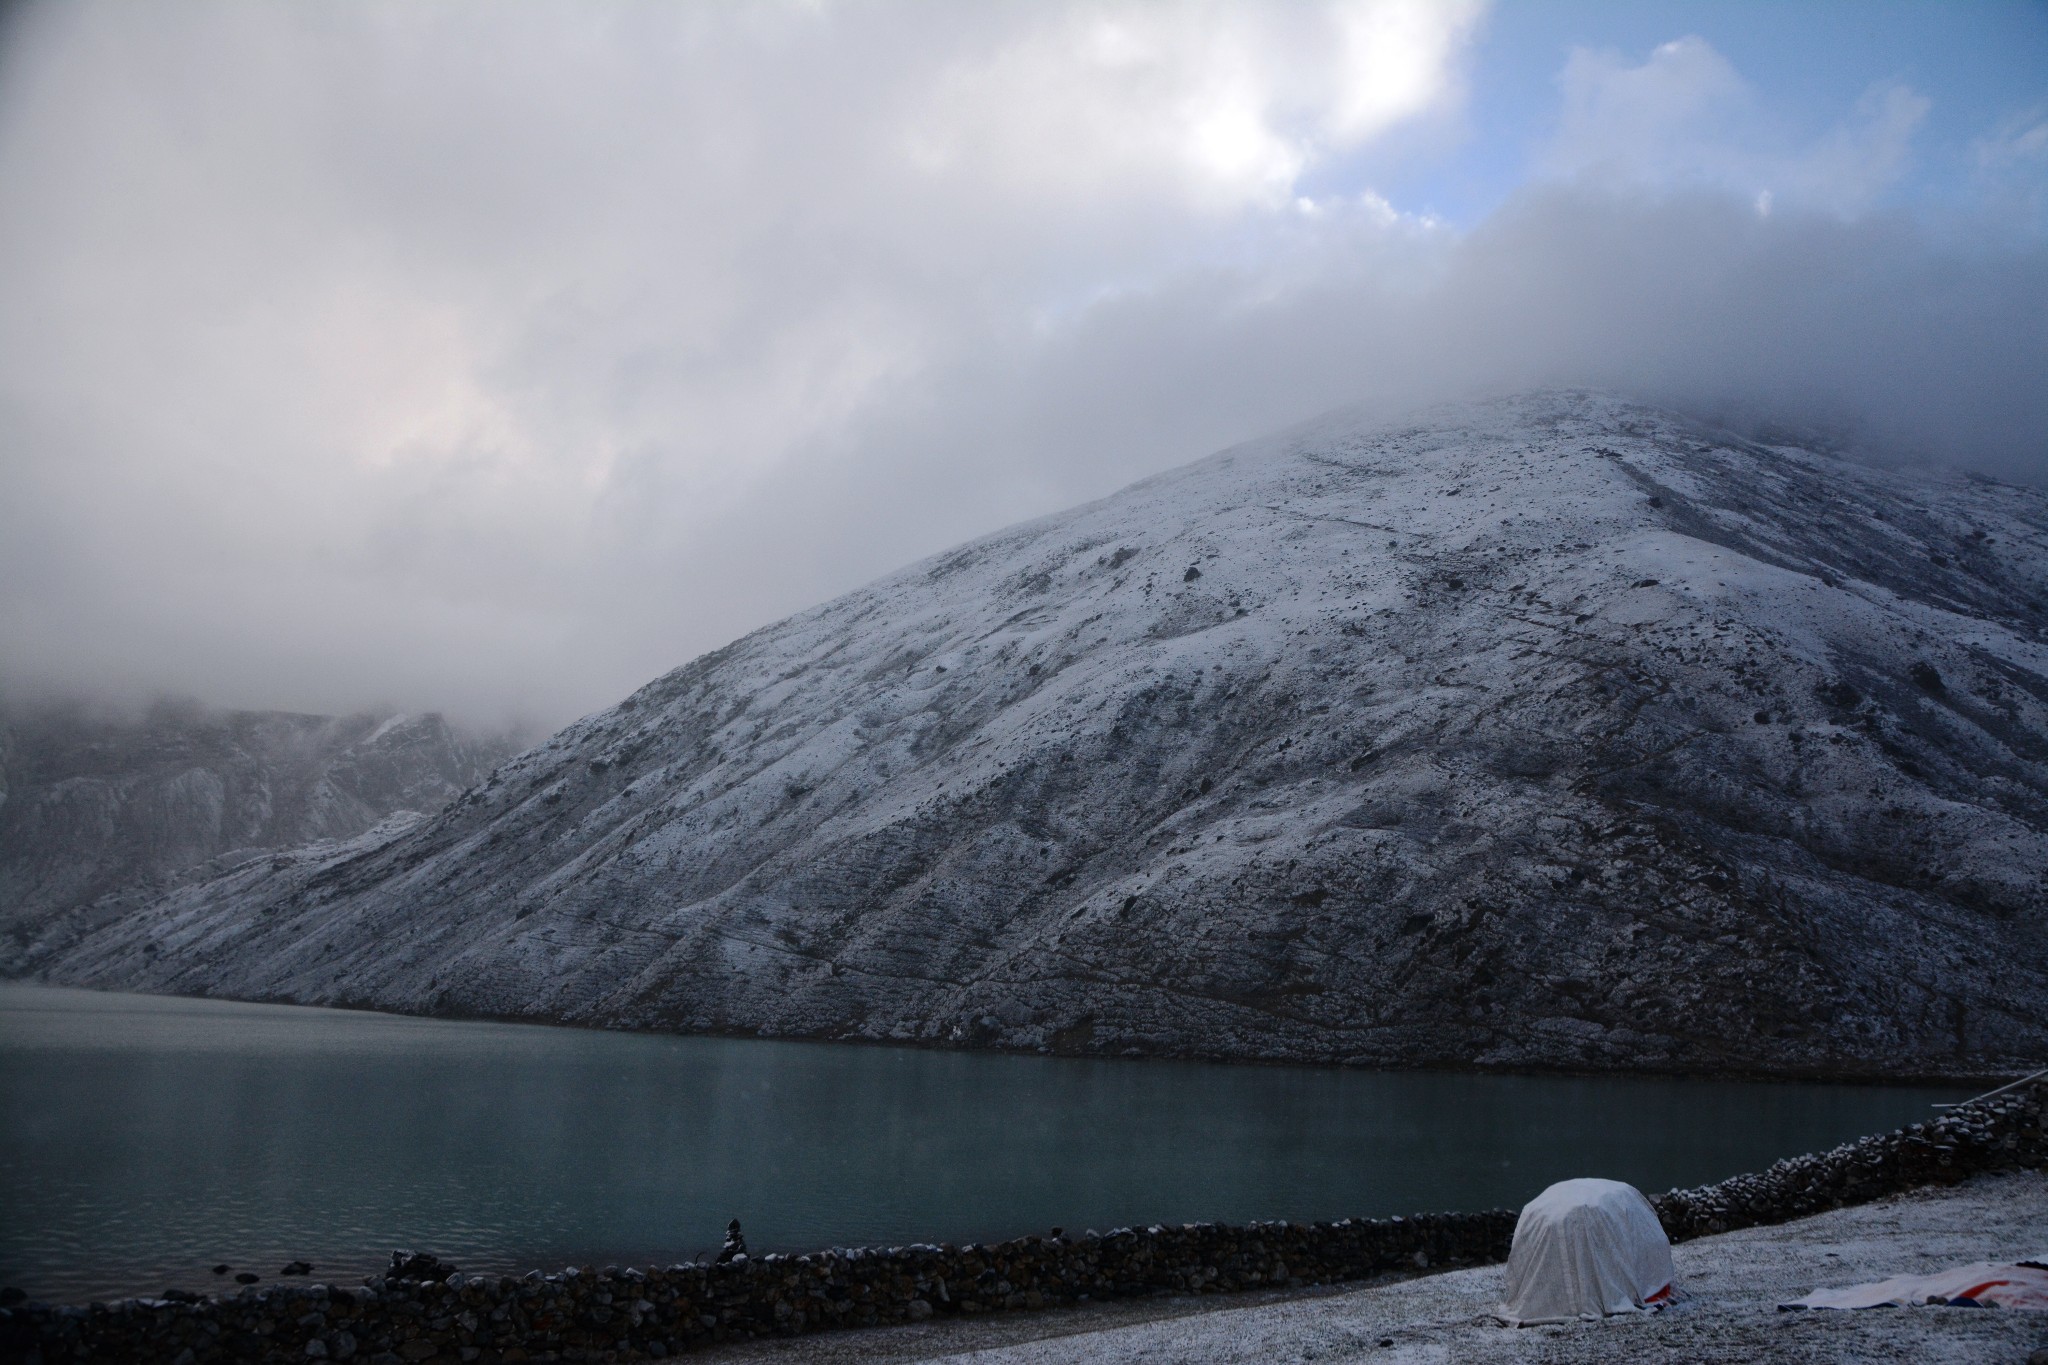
xmin=0 ymin=704 xmax=517 ymax=951
xmin=13 ymin=393 xmax=2047 ymax=1077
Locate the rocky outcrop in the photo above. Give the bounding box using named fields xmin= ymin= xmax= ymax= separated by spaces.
xmin=12 ymin=392 xmax=2048 ymax=1076
xmin=0 ymin=703 xmax=517 ymax=957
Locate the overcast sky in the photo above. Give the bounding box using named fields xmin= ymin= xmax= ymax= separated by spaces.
xmin=1 ymin=1 xmax=2044 ymax=732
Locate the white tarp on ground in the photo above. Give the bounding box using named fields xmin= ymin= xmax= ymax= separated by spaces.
xmin=1781 ymin=1259 xmax=2048 ymax=1311
xmin=1496 ymin=1178 xmax=1676 ymax=1326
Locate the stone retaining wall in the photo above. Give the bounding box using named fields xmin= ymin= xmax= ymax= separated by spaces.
xmin=6 ymin=1079 xmax=2042 ymax=1365
xmin=1654 ymin=1081 xmax=2045 ymax=1240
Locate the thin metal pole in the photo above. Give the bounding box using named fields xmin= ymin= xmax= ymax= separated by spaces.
xmin=1931 ymin=1067 xmax=2048 ymax=1110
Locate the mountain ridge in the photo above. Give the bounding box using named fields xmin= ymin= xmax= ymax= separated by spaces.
xmin=12 ymin=392 xmax=2047 ymax=1078
xmin=0 ymin=702 xmax=520 ymax=952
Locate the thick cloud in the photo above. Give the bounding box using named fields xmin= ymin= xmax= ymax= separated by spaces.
xmin=0 ymin=2 xmax=2040 ymax=728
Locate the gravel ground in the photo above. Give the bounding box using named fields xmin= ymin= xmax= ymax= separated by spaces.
xmin=701 ymin=1170 xmax=2048 ymax=1364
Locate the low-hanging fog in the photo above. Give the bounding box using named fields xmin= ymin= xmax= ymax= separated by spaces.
xmin=1 ymin=1 xmax=2043 ymax=731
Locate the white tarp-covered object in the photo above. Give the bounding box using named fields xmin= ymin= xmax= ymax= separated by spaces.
xmin=1782 ymin=1259 xmax=2048 ymax=1311
xmin=1496 ymin=1178 xmax=1676 ymax=1326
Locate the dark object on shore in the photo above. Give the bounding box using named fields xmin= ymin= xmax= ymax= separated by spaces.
xmin=279 ymin=1260 xmax=312 ymax=1276
xmin=232 ymin=1273 xmax=258 ymax=1285
xmin=160 ymin=1289 xmax=199 ymax=1304
xmin=209 ymin=1264 xmax=229 ymax=1275
xmin=385 ymin=1250 xmax=456 ymax=1283
xmin=717 ymin=1218 xmax=747 ymax=1265
xmin=0 ymin=1288 xmax=23 ymax=1307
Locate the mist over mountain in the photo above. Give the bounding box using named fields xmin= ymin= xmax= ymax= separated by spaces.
xmin=3 ymin=5 xmax=2043 ymax=730
xmin=9 ymin=393 xmax=2046 ymax=1078
xmin=0 ymin=700 xmax=520 ymax=951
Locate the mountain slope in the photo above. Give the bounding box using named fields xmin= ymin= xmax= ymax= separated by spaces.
xmin=0 ymin=704 xmax=517 ymax=952
xmin=15 ymin=393 xmax=2048 ymax=1076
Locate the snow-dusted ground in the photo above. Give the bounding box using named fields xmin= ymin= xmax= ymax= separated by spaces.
xmin=16 ymin=391 xmax=2048 ymax=1076
xmin=701 ymin=1171 xmax=2048 ymax=1364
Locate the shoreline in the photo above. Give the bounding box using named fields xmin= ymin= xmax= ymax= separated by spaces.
xmin=4 ymin=978 xmax=2027 ymax=1089
xmin=5 ymin=1076 xmax=2042 ymax=1363
xmin=702 ymin=1169 xmax=2048 ymax=1364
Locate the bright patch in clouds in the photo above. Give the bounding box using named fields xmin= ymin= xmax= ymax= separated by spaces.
xmin=913 ymin=1 xmax=1482 ymax=208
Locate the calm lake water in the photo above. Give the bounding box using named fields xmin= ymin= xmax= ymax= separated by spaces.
xmin=0 ymin=983 xmax=1969 ymax=1303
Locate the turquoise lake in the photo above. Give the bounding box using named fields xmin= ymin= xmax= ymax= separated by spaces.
xmin=0 ymin=983 xmax=1969 ymax=1303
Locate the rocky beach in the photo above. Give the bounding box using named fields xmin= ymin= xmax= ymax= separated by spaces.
xmin=7 ymin=1075 xmax=2041 ymax=1363
xmin=721 ymin=1170 xmax=2048 ymax=1365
